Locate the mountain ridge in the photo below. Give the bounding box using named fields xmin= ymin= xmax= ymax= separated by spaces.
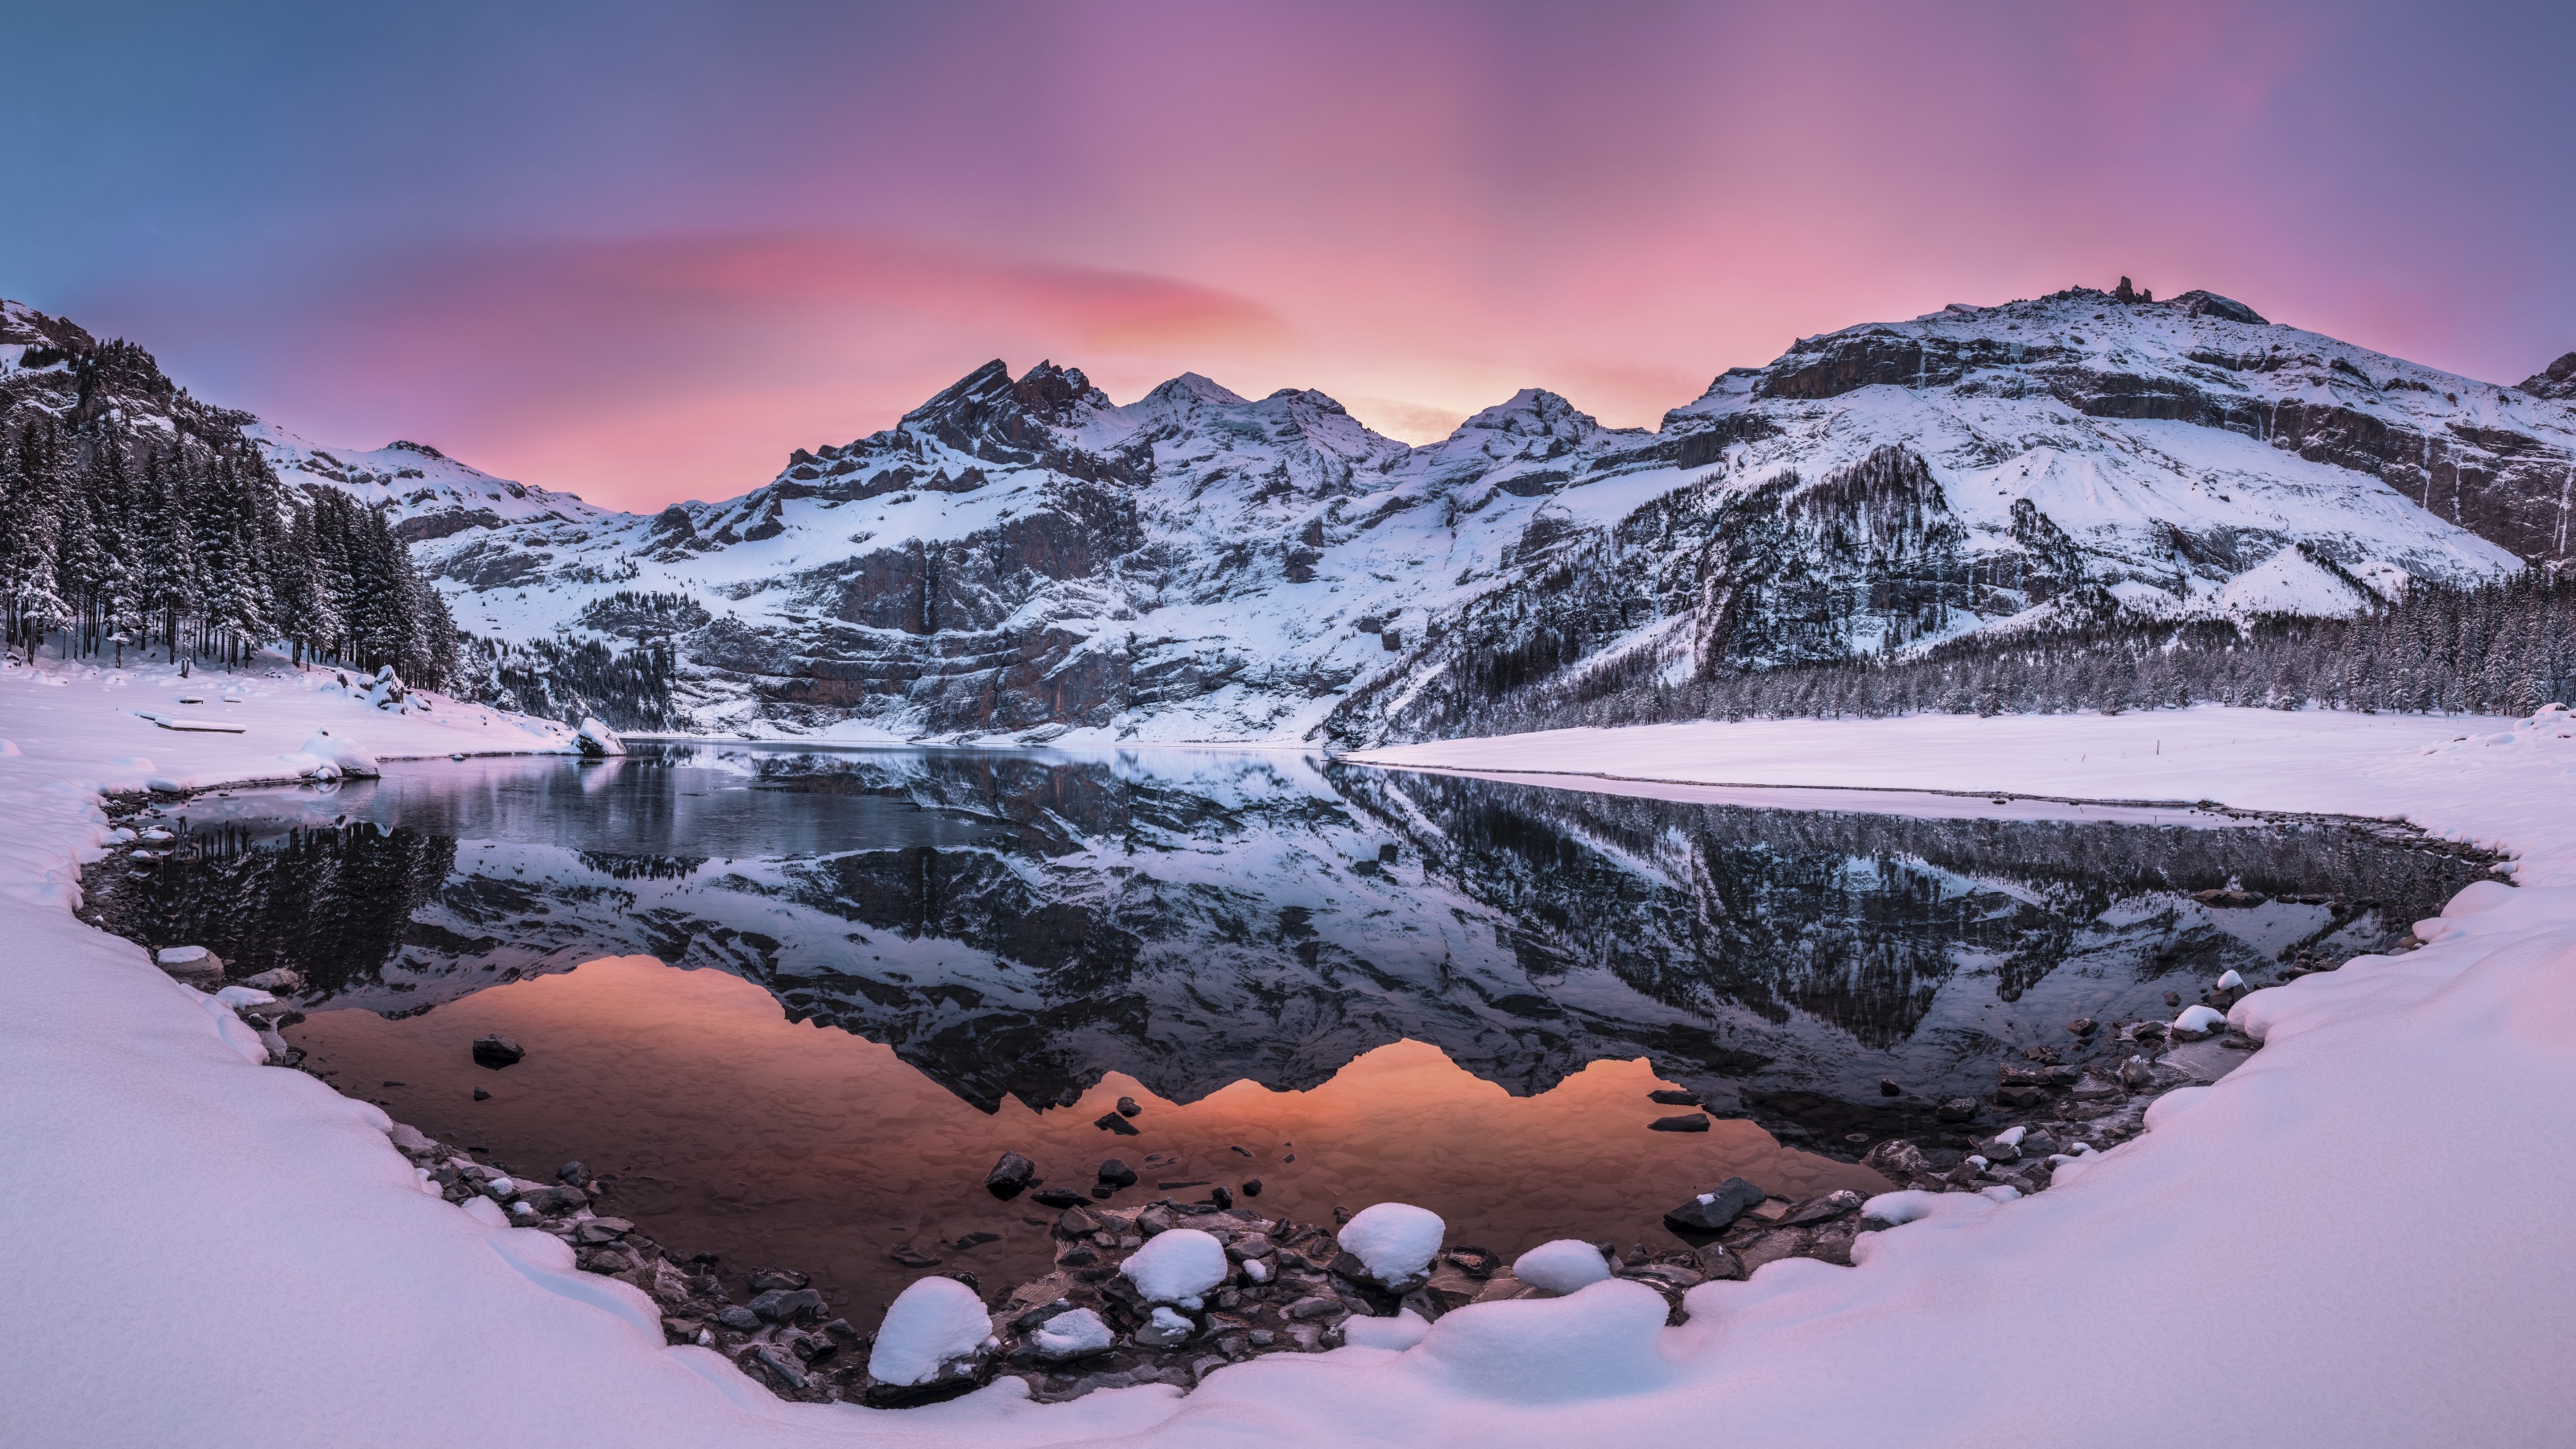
xmin=8 ymin=287 xmax=2573 ymax=742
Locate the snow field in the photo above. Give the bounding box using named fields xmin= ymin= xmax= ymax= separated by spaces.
xmin=9 ymin=666 xmax=2576 ymax=1446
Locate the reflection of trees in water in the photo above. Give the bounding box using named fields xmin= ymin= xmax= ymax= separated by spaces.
xmin=1328 ymin=769 xmax=2489 ymax=1051
xmin=94 ymin=824 xmax=456 ymax=993
xmin=576 ymin=851 xmax=708 ymax=881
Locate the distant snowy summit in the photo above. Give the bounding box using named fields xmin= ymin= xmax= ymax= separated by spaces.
xmin=248 ymin=426 xmax=610 ymax=543
xmin=6 ymin=284 xmax=2572 ymax=744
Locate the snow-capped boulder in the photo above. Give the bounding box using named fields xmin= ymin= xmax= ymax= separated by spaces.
xmin=296 ymin=732 xmax=381 ymax=778
xmin=865 ymin=1276 xmax=993 ymax=1389
xmin=2172 ymin=1004 xmax=2230 ymax=1038
xmin=1336 ymin=1203 xmax=1445 ymax=1286
xmin=1511 ymin=1239 xmax=1611 ymax=1295
xmin=1024 ymin=1307 xmax=1115 ymax=1362
xmin=154 ymin=945 xmax=224 ymax=980
xmin=573 ymin=718 xmax=625 ymax=757
xmin=1121 ymin=1227 xmax=1228 ymax=1303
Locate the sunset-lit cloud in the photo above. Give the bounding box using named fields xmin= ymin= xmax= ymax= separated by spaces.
xmin=12 ymin=1 xmax=2572 ymax=511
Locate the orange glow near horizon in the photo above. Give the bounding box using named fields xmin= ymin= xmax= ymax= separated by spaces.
xmin=42 ymin=3 xmax=2576 ymax=514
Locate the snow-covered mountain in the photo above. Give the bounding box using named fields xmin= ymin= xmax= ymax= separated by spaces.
xmin=250 ymin=424 xmax=612 ymax=543
xmin=385 ymin=283 xmax=2570 ymax=743
xmin=13 ymin=286 xmax=2574 ymax=743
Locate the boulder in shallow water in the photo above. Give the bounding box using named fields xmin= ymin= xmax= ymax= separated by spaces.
xmin=985 ymin=1151 xmax=1036 ymax=1198
xmin=573 ymin=717 xmax=626 ymax=756
xmin=1662 ymin=1176 xmax=1766 ymax=1234
xmin=471 ymin=1034 xmax=524 ymax=1068
xmin=155 ymin=945 xmax=224 ymax=980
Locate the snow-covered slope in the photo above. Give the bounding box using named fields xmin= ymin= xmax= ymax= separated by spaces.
xmin=250 ymin=424 xmax=614 ymax=543
xmin=382 ymin=285 xmax=2571 ymax=744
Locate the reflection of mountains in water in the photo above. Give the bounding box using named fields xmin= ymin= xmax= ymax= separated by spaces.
xmin=97 ymin=747 xmax=2488 ymax=1127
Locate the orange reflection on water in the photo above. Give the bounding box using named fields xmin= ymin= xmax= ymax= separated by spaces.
xmin=291 ymin=956 xmax=1889 ymax=1317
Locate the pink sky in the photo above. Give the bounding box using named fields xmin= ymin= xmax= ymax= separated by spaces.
xmin=27 ymin=2 xmax=2574 ymax=511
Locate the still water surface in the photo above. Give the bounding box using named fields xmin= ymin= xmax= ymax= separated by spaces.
xmin=91 ymin=745 xmax=2487 ymax=1313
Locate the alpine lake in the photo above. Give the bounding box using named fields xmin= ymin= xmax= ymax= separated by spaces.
xmin=86 ymin=743 xmax=2490 ymax=1319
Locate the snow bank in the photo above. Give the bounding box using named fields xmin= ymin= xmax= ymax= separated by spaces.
xmin=865 ymin=1276 xmax=992 ymax=1387
xmin=1121 ymin=1228 xmax=1228 ymax=1303
xmin=14 ymin=669 xmax=2576 ymax=1447
xmin=1510 ymin=1239 xmax=1610 ymax=1295
xmin=1336 ymin=1203 xmax=1445 ymax=1285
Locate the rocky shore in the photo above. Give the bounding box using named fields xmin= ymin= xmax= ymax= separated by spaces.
xmin=129 ymin=932 xmax=2290 ymax=1411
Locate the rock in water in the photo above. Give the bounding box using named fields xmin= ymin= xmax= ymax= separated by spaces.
xmin=1860 ymin=1138 xmax=1930 ymax=1179
xmin=1094 ymin=1112 xmax=1140 ymax=1137
xmin=573 ymin=718 xmax=627 ymax=756
xmin=154 ymin=945 xmax=224 ymax=979
xmin=1662 ymin=1176 xmax=1766 ymax=1233
xmin=1647 ymin=1113 xmax=1711 ymax=1132
xmin=470 ymin=1034 xmax=525 ymax=1068
xmin=1115 ymin=1096 xmax=1143 ymax=1117
xmin=1096 ymin=1158 xmax=1138 ymax=1189
xmin=985 ymin=1151 xmax=1036 ymax=1198
xmin=1777 ymin=1189 xmax=1864 ymax=1226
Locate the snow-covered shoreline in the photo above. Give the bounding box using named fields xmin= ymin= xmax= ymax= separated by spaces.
xmin=11 ymin=683 xmax=2576 ymax=1446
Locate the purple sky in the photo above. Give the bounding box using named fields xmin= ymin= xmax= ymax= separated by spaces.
xmin=9 ymin=1 xmax=2573 ymax=511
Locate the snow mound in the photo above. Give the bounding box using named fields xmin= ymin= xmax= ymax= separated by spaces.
xmin=1121 ymin=1227 xmax=1227 ymax=1303
xmin=1418 ymin=1278 xmax=1675 ymax=1403
xmin=1338 ymin=1202 xmax=1445 ymax=1284
xmin=865 ymin=1277 xmax=992 ymax=1387
xmin=1861 ymin=1190 xmax=1939 ymax=1227
xmin=574 ymin=718 xmax=626 ymax=756
xmin=1511 ymin=1239 xmax=1611 ymax=1294
xmin=1344 ymin=1307 xmax=1432 ymax=1350
xmin=295 ymin=732 xmax=381 ymax=778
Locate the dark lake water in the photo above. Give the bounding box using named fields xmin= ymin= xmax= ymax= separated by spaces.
xmin=88 ymin=745 xmax=2489 ymax=1314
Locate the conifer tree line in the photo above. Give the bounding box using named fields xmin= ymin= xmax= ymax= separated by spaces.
xmin=0 ymin=417 xmax=458 ymax=683
xmin=1455 ymin=568 xmax=2576 ymax=738
xmin=449 ymin=634 xmax=679 ymax=732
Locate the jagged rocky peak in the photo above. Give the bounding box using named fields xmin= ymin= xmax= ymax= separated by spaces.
xmin=2520 ymin=352 xmax=2576 ymax=402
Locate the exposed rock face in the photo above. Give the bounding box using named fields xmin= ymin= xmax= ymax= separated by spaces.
xmin=2520 ymin=352 xmax=2576 ymax=402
